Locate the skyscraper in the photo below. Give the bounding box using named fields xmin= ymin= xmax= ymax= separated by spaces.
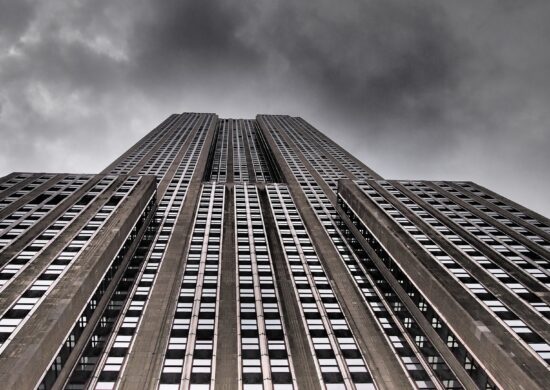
xmin=0 ymin=113 xmax=548 ymax=390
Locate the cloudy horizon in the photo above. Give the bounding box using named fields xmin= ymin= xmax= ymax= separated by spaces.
xmin=1 ymin=0 xmax=549 ymax=216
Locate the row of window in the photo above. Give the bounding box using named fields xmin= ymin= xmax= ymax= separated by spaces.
xmin=209 ymin=119 xmax=230 ymax=182
xmin=395 ymin=181 xmax=549 ymax=316
xmin=360 ymin=181 xmax=549 ymax=365
xmin=159 ymin=183 xmax=225 ymax=389
xmin=335 ymin=210 xmax=462 ymax=389
xmin=38 ymin=188 xmax=157 ymax=389
xmin=0 ymin=174 xmax=55 ymax=211
xmin=453 ymin=182 xmax=550 ymax=236
xmin=90 ymin=122 xmax=210 ymax=389
xmin=0 ymin=177 xmax=141 ymax=354
xmin=0 ymin=176 xmax=117 ymax=291
xmin=0 ymin=173 xmax=33 ymax=195
xmin=138 ymin=115 xmax=205 ymax=181
xmin=338 ymin=193 xmax=498 ymax=390
xmin=210 ymin=118 xmax=278 ymax=183
xmin=108 ymin=114 xmax=181 ymax=175
xmin=293 ymin=116 xmax=376 ymax=182
xmin=244 ymin=121 xmax=272 ymax=183
xmin=268 ymin=115 xmax=347 ymax=192
xmin=0 ymin=175 xmax=92 ymax=251
xmin=433 ymin=182 xmax=550 ymax=259
xmin=235 ymin=184 xmax=295 ymax=389
xmin=267 ymin=185 xmax=375 ymax=389
xmin=233 ymin=120 xmax=250 ymax=182
xmin=261 ymin=115 xmax=376 ymax=182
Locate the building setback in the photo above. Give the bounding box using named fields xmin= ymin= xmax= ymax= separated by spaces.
xmin=0 ymin=113 xmax=548 ymax=390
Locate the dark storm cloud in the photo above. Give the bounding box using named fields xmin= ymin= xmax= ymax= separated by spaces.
xmin=128 ymin=0 xmax=262 ymax=86
xmin=0 ymin=0 xmax=549 ymax=215
xmin=255 ymin=1 xmax=464 ymax=125
xmin=0 ymin=0 xmax=33 ymax=43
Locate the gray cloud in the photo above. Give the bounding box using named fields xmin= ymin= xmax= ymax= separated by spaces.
xmin=0 ymin=0 xmax=33 ymax=45
xmin=0 ymin=0 xmax=549 ymax=216
xmin=254 ymin=1 xmax=464 ymax=124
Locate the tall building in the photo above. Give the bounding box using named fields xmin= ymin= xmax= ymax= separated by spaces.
xmin=0 ymin=113 xmax=548 ymax=390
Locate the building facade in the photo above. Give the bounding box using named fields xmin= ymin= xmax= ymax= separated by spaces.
xmin=0 ymin=113 xmax=548 ymax=390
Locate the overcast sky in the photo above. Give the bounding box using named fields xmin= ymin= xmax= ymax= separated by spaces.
xmin=1 ymin=0 xmax=549 ymax=216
